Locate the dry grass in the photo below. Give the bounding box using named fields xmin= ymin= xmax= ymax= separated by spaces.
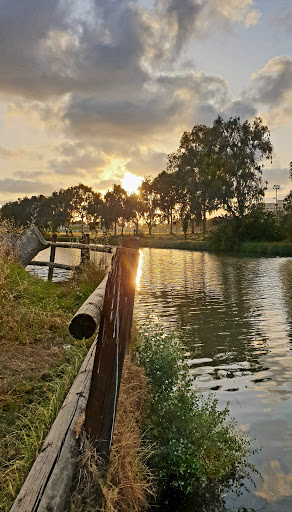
xmin=0 ymin=219 xmax=22 ymax=262
xmin=0 ymin=222 xmax=107 ymax=509
xmin=68 ymin=357 xmax=154 ymax=512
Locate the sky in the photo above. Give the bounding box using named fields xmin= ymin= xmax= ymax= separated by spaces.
xmin=0 ymin=0 xmax=291 ymax=205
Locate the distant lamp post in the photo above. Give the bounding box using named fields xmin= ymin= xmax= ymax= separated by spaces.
xmin=273 ymin=184 xmax=280 ymax=215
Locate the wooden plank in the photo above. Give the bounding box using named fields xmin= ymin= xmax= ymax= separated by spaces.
xmin=84 ymin=242 xmax=139 ymax=460
xmin=48 ymin=233 xmax=57 ymax=281
xmin=48 ymin=242 xmax=113 ymax=253
xmin=11 ymin=338 xmax=98 ymax=512
xmin=28 ymin=261 xmax=76 ymax=271
xmin=69 ymin=275 xmax=108 ymax=339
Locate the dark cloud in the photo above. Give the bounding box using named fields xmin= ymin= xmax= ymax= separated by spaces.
xmin=0 ymin=178 xmax=52 ymax=194
xmin=251 ymin=56 xmax=292 ymax=106
xmin=63 ymin=71 xmax=229 ymax=140
xmin=221 ymin=99 xmax=257 ymax=120
xmin=13 ymin=170 xmax=45 ymax=179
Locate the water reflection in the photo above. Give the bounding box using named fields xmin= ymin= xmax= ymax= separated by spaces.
xmin=134 ymin=249 xmax=292 ymax=511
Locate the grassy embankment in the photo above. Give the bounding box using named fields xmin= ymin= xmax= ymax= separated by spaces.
xmin=0 ymin=251 xmax=107 ymax=510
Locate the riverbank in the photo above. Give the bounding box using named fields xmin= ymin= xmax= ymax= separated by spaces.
xmin=44 ymin=232 xmax=292 ymax=257
xmin=118 ymin=235 xmax=292 ymax=257
xmin=0 ymin=258 xmax=106 ymax=510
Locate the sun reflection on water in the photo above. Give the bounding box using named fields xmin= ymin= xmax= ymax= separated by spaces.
xmin=136 ymin=249 xmax=143 ymax=289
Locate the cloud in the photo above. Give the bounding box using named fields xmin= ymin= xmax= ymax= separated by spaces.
xmin=13 ymin=170 xmax=45 ymax=179
xmin=48 ymin=141 xmax=108 ymax=175
xmin=250 ymin=56 xmax=292 ymax=128
xmin=251 ymin=56 xmax=292 ymax=106
xmin=63 ymin=70 xmax=229 ymax=141
xmin=221 ymin=99 xmax=257 ymax=120
xmin=0 ymin=178 xmax=52 ymax=195
xmin=0 ymin=145 xmax=30 ymax=159
xmin=125 ymin=148 xmax=167 ymax=176
xmin=209 ymin=0 xmax=260 ymax=27
xmin=273 ymin=6 xmax=292 ymax=34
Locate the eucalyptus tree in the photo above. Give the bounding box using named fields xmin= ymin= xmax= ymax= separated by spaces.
xmin=1 ymin=195 xmax=47 ymax=227
xmin=138 ymin=178 xmax=160 ymax=235
xmin=87 ymin=192 xmax=104 ymax=234
xmin=124 ymin=193 xmax=146 ymax=236
xmin=152 ymin=170 xmax=181 ymax=234
xmin=104 ymin=184 xmax=128 ymax=235
xmin=212 ymin=116 xmax=273 ymax=218
xmin=168 ymin=124 xmax=222 ymax=235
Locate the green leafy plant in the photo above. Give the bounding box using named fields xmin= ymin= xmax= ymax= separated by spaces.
xmin=134 ymin=328 xmax=255 ymax=502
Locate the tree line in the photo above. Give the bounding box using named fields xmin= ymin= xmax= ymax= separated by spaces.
xmin=2 ymin=115 xmax=290 ymax=238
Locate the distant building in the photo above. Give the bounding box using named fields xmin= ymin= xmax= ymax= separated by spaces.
xmin=265 ymin=200 xmax=284 ymax=215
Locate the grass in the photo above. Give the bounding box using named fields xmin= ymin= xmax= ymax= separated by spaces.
xmin=0 ymin=224 xmax=107 ymax=510
xmin=240 ymin=241 xmax=292 ymax=257
xmin=134 ymin=327 xmax=256 ymax=510
xmin=67 ymin=356 xmax=153 ymax=512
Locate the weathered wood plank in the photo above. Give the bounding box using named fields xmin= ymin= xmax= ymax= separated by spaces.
xmin=48 ymin=241 xmax=113 ymax=253
xmin=19 ymin=225 xmax=49 ymax=266
xmin=27 ymin=261 xmax=77 ymax=271
xmin=69 ymin=275 xmax=108 ymax=339
xmin=11 ymin=339 xmax=98 ymax=512
xmin=84 ymin=243 xmax=139 ymax=460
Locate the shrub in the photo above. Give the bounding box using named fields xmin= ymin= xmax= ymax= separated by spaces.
xmin=134 ymin=328 xmax=254 ymax=502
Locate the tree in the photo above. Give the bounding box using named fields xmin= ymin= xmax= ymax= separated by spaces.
xmin=212 ymin=116 xmax=273 ymax=218
xmin=1 ymin=195 xmax=47 ymax=227
xmin=152 ymin=171 xmax=181 ymax=234
xmin=124 ymin=193 xmax=147 ymax=235
xmin=138 ymin=178 xmax=160 ymax=235
xmin=69 ymin=184 xmax=97 ymax=232
xmin=168 ymin=124 xmax=222 ymax=235
xmin=104 ymin=184 xmax=128 ymax=235
xmin=87 ymin=192 xmax=104 ymax=235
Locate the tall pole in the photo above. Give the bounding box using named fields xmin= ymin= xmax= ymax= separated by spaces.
xmin=273 ymin=185 xmax=280 ymax=216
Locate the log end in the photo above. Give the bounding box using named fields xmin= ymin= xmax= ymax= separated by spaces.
xmin=69 ymin=313 xmax=97 ymax=340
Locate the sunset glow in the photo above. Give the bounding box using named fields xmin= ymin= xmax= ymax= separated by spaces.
xmin=121 ymin=172 xmax=143 ymax=195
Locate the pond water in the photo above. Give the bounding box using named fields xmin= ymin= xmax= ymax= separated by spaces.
xmin=28 ymin=247 xmax=292 ymax=511
xmin=133 ymin=249 xmax=292 ymax=512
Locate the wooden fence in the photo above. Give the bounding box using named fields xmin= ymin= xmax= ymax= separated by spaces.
xmin=11 ymin=237 xmax=139 ymax=511
xmin=28 ymin=233 xmax=114 ymax=281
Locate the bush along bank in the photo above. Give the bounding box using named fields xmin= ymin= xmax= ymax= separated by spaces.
xmin=134 ymin=328 xmax=257 ymax=512
xmin=0 ymin=257 xmax=106 ymax=511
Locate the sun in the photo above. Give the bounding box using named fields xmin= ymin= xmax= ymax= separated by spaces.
xmin=121 ymin=171 xmax=143 ymax=194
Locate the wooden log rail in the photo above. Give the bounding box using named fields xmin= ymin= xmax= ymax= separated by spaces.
xmin=69 ymin=275 xmax=108 ymax=339
xmin=29 ymin=234 xmax=114 ymax=281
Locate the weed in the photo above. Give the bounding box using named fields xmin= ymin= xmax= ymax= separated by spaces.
xmin=134 ymin=327 xmax=255 ymax=505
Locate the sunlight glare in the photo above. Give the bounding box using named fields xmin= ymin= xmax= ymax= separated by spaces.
xmin=122 ymin=171 xmax=143 ymax=194
xmin=136 ymin=249 xmax=143 ymax=289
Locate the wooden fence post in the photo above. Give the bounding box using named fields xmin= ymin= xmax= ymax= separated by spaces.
xmin=80 ymin=233 xmax=90 ymax=264
xmin=84 ymin=238 xmax=139 ymax=461
xmin=48 ymin=233 xmax=57 ymax=281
